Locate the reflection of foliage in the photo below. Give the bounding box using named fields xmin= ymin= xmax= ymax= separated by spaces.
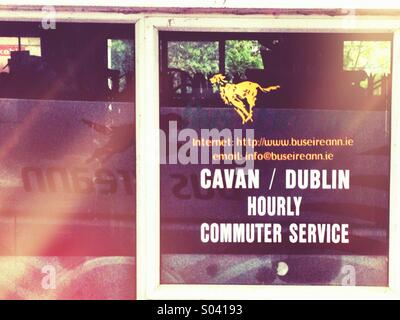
xmin=168 ymin=41 xmax=219 ymax=76
xmin=343 ymin=41 xmax=391 ymax=94
xmin=343 ymin=41 xmax=391 ymax=75
xmin=168 ymin=40 xmax=264 ymax=78
xmin=109 ymin=39 xmax=134 ymax=92
xmin=110 ymin=39 xmax=134 ymax=74
xmin=225 ymin=40 xmax=263 ymax=77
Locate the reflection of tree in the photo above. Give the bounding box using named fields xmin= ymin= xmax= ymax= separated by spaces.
xmin=344 ymin=41 xmax=390 ymax=75
xmin=168 ymin=41 xmax=219 ymax=76
xmin=110 ymin=40 xmax=134 ymax=74
xmin=343 ymin=41 xmax=391 ymax=94
xmin=109 ymin=40 xmax=134 ymax=92
xmin=225 ymin=40 xmax=264 ymax=78
xmin=167 ymin=40 xmax=263 ymax=79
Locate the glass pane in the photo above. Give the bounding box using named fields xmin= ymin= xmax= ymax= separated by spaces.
xmin=0 ymin=22 xmax=136 ymax=300
xmin=159 ymin=32 xmax=392 ymax=287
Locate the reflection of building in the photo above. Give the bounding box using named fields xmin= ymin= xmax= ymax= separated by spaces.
xmin=0 ymin=23 xmax=134 ymax=102
xmin=0 ymin=37 xmax=41 ymax=73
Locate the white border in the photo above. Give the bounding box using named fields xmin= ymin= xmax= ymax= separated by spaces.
xmin=136 ymin=15 xmax=400 ymax=300
xmin=1 ymin=0 xmax=400 ymax=10
xmin=0 ymin=7 xmax=399 ymax=300
xmin=389 ymin=29 xmax=400 ymax=293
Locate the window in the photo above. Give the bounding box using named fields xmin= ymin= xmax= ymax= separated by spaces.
xmin=159 ymin=31 xmax=392 ymax=287
xmin=0 ymin=22 xmax=136 ymax=300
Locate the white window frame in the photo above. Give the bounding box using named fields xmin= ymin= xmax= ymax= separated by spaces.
xmin=135 ymin=15 xmax=400 ymax=300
